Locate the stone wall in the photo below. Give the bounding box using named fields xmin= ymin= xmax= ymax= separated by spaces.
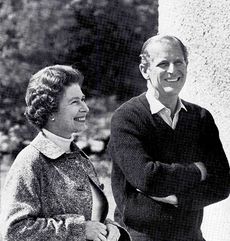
xmin=158 ymin=0 xmax=230 ymax=160
xmin=158 ymin=1 xmax=230 ymax=240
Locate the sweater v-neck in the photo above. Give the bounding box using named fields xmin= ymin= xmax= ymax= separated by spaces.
xmin=138 ymin=93 xmax=187 ymax=133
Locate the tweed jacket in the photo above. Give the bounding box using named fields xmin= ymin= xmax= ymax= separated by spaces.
xmin=1 ymin=132 xmax=131 ymax=241
xmin=108 ymin=93 xmax=230 ymax=241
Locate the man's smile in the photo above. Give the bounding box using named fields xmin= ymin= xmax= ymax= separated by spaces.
xmin=165 ymin=77 xmax=181 ymax=82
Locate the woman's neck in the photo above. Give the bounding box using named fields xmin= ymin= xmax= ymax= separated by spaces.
xmin=42 ymin=128 xmax=74 ymax=153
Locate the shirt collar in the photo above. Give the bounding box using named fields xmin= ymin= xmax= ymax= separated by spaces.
xmin=175 ymin=98 xmax=187 ymax=115
xmin=30 ymin=130 xmax=74 ymax=160
xmin=146 ymin=80 xmax=187 ymax=115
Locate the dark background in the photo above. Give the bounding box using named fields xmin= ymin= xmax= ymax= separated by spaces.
xmin=0 ymin=0 xmax=158 ymax=173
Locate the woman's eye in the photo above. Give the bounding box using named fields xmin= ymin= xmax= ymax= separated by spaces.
xmin=71 ymin=100 xmax=79 ymax=104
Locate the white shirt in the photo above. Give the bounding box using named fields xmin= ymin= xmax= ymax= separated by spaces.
xmin=42 ymin=128 xmax=103 ymax=221
xmin=146 ymin=80 xmax=187 ymax=129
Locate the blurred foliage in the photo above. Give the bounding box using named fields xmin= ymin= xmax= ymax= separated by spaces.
xmin=0 ymin=0 xmax=158 ymax=169
xmin=0 ymin=0 xmax=158 ymax=101
xmin=0 ymin=96 xmax=121 ymax=176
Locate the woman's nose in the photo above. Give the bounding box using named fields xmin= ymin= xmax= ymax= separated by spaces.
xmin=82 ymin=102 xmax=89 ymax=113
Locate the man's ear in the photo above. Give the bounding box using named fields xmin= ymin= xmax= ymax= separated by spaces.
xmin=139 ymin=63 xmax=149 ymax=80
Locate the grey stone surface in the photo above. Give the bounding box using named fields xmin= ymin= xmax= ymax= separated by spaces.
xmin=159 ymin=0 xmax=230 ymax=160
xmin=158 ymin=1 xmax=230 ymax=240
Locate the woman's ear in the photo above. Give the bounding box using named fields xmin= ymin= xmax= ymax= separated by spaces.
xmin=49 ymin=114 xmax=55 ymax=122
xmin=139 ymin=63 xmax=149 ymax=80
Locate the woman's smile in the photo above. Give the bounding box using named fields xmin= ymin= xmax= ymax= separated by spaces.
xmin=74 ymin=116 xmax=87 ymax=122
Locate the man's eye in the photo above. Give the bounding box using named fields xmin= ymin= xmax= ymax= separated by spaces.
xmin=157 ymin=62 xmax=169 ymax=67
xmin=175 ymin=60 xmax=183 ymax=65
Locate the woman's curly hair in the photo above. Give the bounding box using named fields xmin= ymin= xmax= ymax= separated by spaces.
xmin=25 ymin=65 xmax=84 ymax=129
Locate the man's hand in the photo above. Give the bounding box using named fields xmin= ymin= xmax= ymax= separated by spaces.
xmin=194 ymin=162 xmax=207 ymax=181
xmin=85 ymin=221 xmax=107 ymax=241
xmin=106 ymin=223 xmax=120 ymax=241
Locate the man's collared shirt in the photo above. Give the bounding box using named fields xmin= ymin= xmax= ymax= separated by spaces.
xmin=146 ymin=80 xmax=187 ymax=129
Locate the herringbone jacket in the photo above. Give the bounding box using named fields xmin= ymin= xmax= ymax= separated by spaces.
xmin=1 ymin=132 xmax=131 ymax=241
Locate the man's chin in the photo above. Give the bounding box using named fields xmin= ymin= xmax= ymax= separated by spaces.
xmin=164 ymin=87 xmax=182 ymax=96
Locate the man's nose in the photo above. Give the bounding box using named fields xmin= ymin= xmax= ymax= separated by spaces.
xmin=167 ymin=63 xmax=175 ymax=74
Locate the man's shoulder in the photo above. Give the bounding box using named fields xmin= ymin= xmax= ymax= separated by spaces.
xmin=182 ymin=99 xmax=208 ymax=112
xmin=181 ymin=99 xmax=213 ymax=118
xmin=111 ymin=93 xmax=150 ymax=125
xmin=115 ymin=92 xmax=148 ymax=113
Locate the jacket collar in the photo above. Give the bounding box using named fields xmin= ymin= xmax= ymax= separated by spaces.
xmin=30 ymin=132 xmax=65 ymax=159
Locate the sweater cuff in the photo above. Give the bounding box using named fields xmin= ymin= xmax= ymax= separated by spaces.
xmin=56 ymin=214 xmax=86 ymax=239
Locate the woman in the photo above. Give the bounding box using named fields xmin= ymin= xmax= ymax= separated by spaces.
xmin=1 ymin=65 xmax=131 ymax=241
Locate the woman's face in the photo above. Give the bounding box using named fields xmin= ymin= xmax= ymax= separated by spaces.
xmin=48 ymin=83 xmax=89 ymax=138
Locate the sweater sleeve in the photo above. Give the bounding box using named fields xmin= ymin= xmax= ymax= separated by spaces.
xmin=108 ymin=106 xmax=202 ymax=197
xmin=177 ymin=110 xmax=230 ymax=210
xmin=1 ymin=151 xmax=86 ymax=241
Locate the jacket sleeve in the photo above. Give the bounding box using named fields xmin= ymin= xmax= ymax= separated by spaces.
xmin=177 ymin=110 xmax=230 ymax=210
xmin=108 ymin=106 xmax=202 ymax=197
xmin=1 ymin=151 xmax=87 ymax=241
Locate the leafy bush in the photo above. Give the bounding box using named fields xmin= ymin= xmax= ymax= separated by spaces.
xmin=0 ymin=0 xmax=158 ymax=175
xmin=0 ymin=0 xmax=157 ymax=102
xmin=0 ymin=96 xmax=120 ymax=176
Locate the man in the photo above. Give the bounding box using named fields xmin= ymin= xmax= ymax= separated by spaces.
xmin=108 ymin=35 xmax=229 ymax=241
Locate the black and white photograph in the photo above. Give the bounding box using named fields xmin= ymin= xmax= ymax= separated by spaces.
xmin=0 ymin=1 xmax=229 ymax=240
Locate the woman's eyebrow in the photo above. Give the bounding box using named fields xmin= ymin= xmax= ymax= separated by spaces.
xmin=69 ymin=96 xmax=85 ymax=102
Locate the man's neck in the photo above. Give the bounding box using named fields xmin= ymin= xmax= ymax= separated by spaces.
xmin=158 ymin=96 xmax=179 ymax=116
xmin=146 ymin=80 xmax=180 ymax=116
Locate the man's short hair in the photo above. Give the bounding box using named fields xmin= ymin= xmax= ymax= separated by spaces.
xmin=140 ymin=35 xmax=189 ymax=68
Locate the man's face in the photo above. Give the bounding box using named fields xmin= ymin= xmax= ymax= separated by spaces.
xmin=141 ymin=40 xmax=187 ymax=100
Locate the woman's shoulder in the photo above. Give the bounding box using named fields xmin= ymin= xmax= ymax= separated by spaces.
xmin=17 ymin=143 xmax=41 ymax=161
xmin=2 ymin=144 xmax=44 ymax=194
xmin=9 ymin=143 xmax=44 ymax=177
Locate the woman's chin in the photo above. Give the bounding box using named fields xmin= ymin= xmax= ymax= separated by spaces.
xmin=71 ymin=127 xmax=87 ymax=138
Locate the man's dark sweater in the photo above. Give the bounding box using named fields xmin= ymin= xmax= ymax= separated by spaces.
xmin=108 ymin=93 xmax=229 ymax=241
